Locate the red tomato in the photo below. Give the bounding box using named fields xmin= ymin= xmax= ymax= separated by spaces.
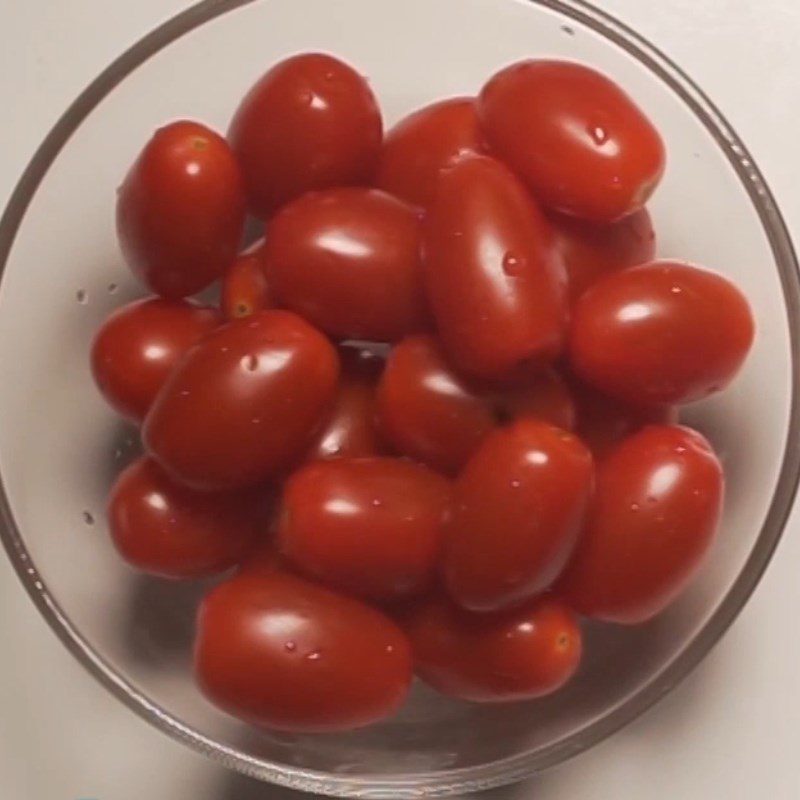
xmin=493 ymin=366 xmax=577 ymax=432
xmin=445 ymin=419 xmax=594 ymax=612
xmin=424 ymin=155 xmax=566 ymax=378
xmin=550 ymin=207 xmax=656 ymax=303
xmin=143 ymin=310 xmax=339 ymax=491
xmin=279 ymin=458 xmax=451 ymax=601
xmin=478 ymin=60 xmax=665 ymax=222
xmin=376 ymin=97 xmax=485 ymax=209
xmin=405 ymin=594 xmax=581 ymax=702
xmin=117 ymin=121 xmax=246 ymax=298
xmin=377 ymin=335 xmax=496 ymax=475
xmin=303 ymin=345 xmax=385 ymax=462
xmin=221 ymin=244 xmax=274 ymax=320
xmin=570 ymin=262 xmax=755 ymax=406
xmin=265 ymin=188 xmax=428 ymax=342
xmin=195 ymin=570 xmax=412 ymax=732
xmin=558 ymin=425 xmax=723 ymax=623
xmin=108 ymin=457 xmax=265 ymax=579
xmin=91 ymin=298 xmax=220 ymax=422
xmin=571 ymin=376 xmax=677 ymax=459
xmin=229 ymin=53 xmax=382 ymax=218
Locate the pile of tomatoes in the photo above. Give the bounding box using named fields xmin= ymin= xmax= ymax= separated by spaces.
xmin=92 ymin=53 xmax=754 ymax=733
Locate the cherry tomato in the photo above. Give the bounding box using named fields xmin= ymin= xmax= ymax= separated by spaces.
xmin=279 ymin=458 xmax=451 ymax=601
xmin=221 ymin=244 xmax=274 ymax=320
xmin=229 ymin=53 xmax=382 ymax=218
xmin=571 ymin=376 xmax=677 ymax=459
xmin=445 ymin=419 xmax=593 ymax=612
xmin=117 ymin=121 xmax=246 ymax=298
xmin=424 ymin=155 xmax=566 ymax=378
xmin=493 ymin=366 xmax=577 ymax=432
xmin=108 ymin=457 xmax=265 ymax=579
xmin=558 ymin=425 xmax=723 ymax=623
xmin=376 ymin=97 xmax=485 ymax=209
xmin=91 ymin=298 xmax=220 ymax=422
xmin=478 ymin=60 xmax=665 ymax=222
xmin=265 ymin=188 xmax=429 ymax=342
xmin=405 ymin=594 xmax=581 ymax=702
xmin=570 ymin=262 xmax=755 ymax=406
xmin=377 ymin=335 xmax=496 ymax=475
xmin=144 ymin=310 xmax=339 ymax=491
xmin=550 ymin=208 xmax=656 ymax=303
xmin=195 ymin=569 xmax=412 ymax=732
xmin=303 ymin=346 xmax=385 ymax=462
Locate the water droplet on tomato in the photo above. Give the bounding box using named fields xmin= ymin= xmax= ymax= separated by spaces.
xmin=284 ymin=641 xmax=297 ymax=653
xmin=502 ymin=252 xmax=526 ymax=276
xmin=589 ymin=125 xmax=609 ymax=145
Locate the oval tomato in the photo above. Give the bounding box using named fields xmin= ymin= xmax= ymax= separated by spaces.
xmin=377 ymin=335 xmax=496 ymax=474
xmin=570 ymin=262 xmax=755 ymax=406
xmin=91 ymin=298 xmax=220 ymax=422
xmin=108 ymin=457 xmax=265 ymax=579
xmin=424 ymin=155 xmax=566 ymax=378
xmin=376 ymin=97 xmax=485 ymax=209
xmin=558 ymin=425 xmax=723 ymax=623
xmin=405 ymin=594 xmax=581 ymax=702
xmin=550 ymin=207 xmax=656 ymax=303
xmin=143 ymin=310 xmax=339 ymax=491
xmin=117 ymin=121 xmax=246 ymax=298
xmin=478 ymin=60 xmax=665 ymax=222
xmin=445 ymin=419 xmax=594 ymax=612
xmin=220 ymin=244 xmax=274 ymax=320
xmin=279 ymin=457 xmax=451 ymax=601
xmin=195 ymin=570 xmax=412 ymax=732
xmin=229 ymin=53 xmax=382 ymax=218
xmin=303 ymin=346 xmax=385 ymax=462
xmin=265 ymin=188 xmax=428 ymax=342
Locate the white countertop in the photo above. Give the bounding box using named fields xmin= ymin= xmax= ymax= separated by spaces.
xmin=1 ymin=1 xmax=799 ymax=798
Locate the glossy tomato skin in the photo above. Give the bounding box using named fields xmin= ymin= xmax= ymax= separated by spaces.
xmin=195 ymin=570 xmax=412 ymax=732
xmin=91 ymin=298 xmax=220 ymax=422
xmin=108 ymin=457 xmax=264 ymax=579
xmin=478 ymin=60 xmax=665 ymax=222
xmin=303 ymin=346 xmax=385 ymax=462
xmin=424 ymin=155 xmax=566 ymax=378
xmin=117 ymin=121 xmax=246 ymax=298
xmin=571 ymin=376 xmax=677 ymax=460
xmin=445 ymin=419 xmax=594 ymax=612
xmin=144 ymin=310 xmax=339 ymax=491
xmin=570 ymin=262 xmax=755 ymax=406
xmin=229 ymin=53 xmax=382 ymax=218
xmin=376 ymin=97 xmax=485 ymax=209
xmin=265 ymin=188 xmax=428 ymax=342
xmin=550 ymin=208 xmax=656 ymax=303
xmin=405 ymin=594 xmax=581 ymax=702
xmin=558 ymin=425 xmax=723 ymax=623
xmin=377 ymin=335 xmax=496 ymax=475
xmin=221 ymin=245 xmax=274 ymax=320
xmin=279 ymin=458 xmax=451 ymax=601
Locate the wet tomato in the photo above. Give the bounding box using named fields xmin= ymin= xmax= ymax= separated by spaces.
xmin=445 ymin=419 xmax=594 ymax=612
xmin=143 ymin=310 xmax=339 ymax=491
xmin=570 ymin=262 xmax=755 ymax=406
xmin=229 ymin=53 xmax=382 ymax=218
xmin=108 ymin=457 xmax=265 ymax=579
xmin=220 ymin=243 xmax=274 ymax=320
xmin=195 ymin=569 xmax=412 ymax=732
xmin=478 ymin=60 xmax=665 ymax=221
xmin=91 ymin=298 xmax=220 ymax=423
xmin=279 ymin=457 xmax=451 ymax=601
xmin=558 ymin=425 xmax=723 ymax=623
xmin=266 ymin=188 xmax=429 ymax=342
xmin=405 ymin=594 xmax=581 ymax=702
xmin=117 ymin=121 xmax=246 ymax=298
xmin=424 ymin=155 xmax=566 ymax=378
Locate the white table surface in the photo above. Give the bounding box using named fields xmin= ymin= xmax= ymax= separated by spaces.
xmin=1 ymin=1 xmax=799 ymax=798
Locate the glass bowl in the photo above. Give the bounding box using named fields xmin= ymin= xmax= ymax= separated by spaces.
xmin=0 ymin=0 xmax=797 ymax=796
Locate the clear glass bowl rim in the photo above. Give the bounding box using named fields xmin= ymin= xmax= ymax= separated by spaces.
xmin=1 ymin=0 xmax=798 ymax=796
